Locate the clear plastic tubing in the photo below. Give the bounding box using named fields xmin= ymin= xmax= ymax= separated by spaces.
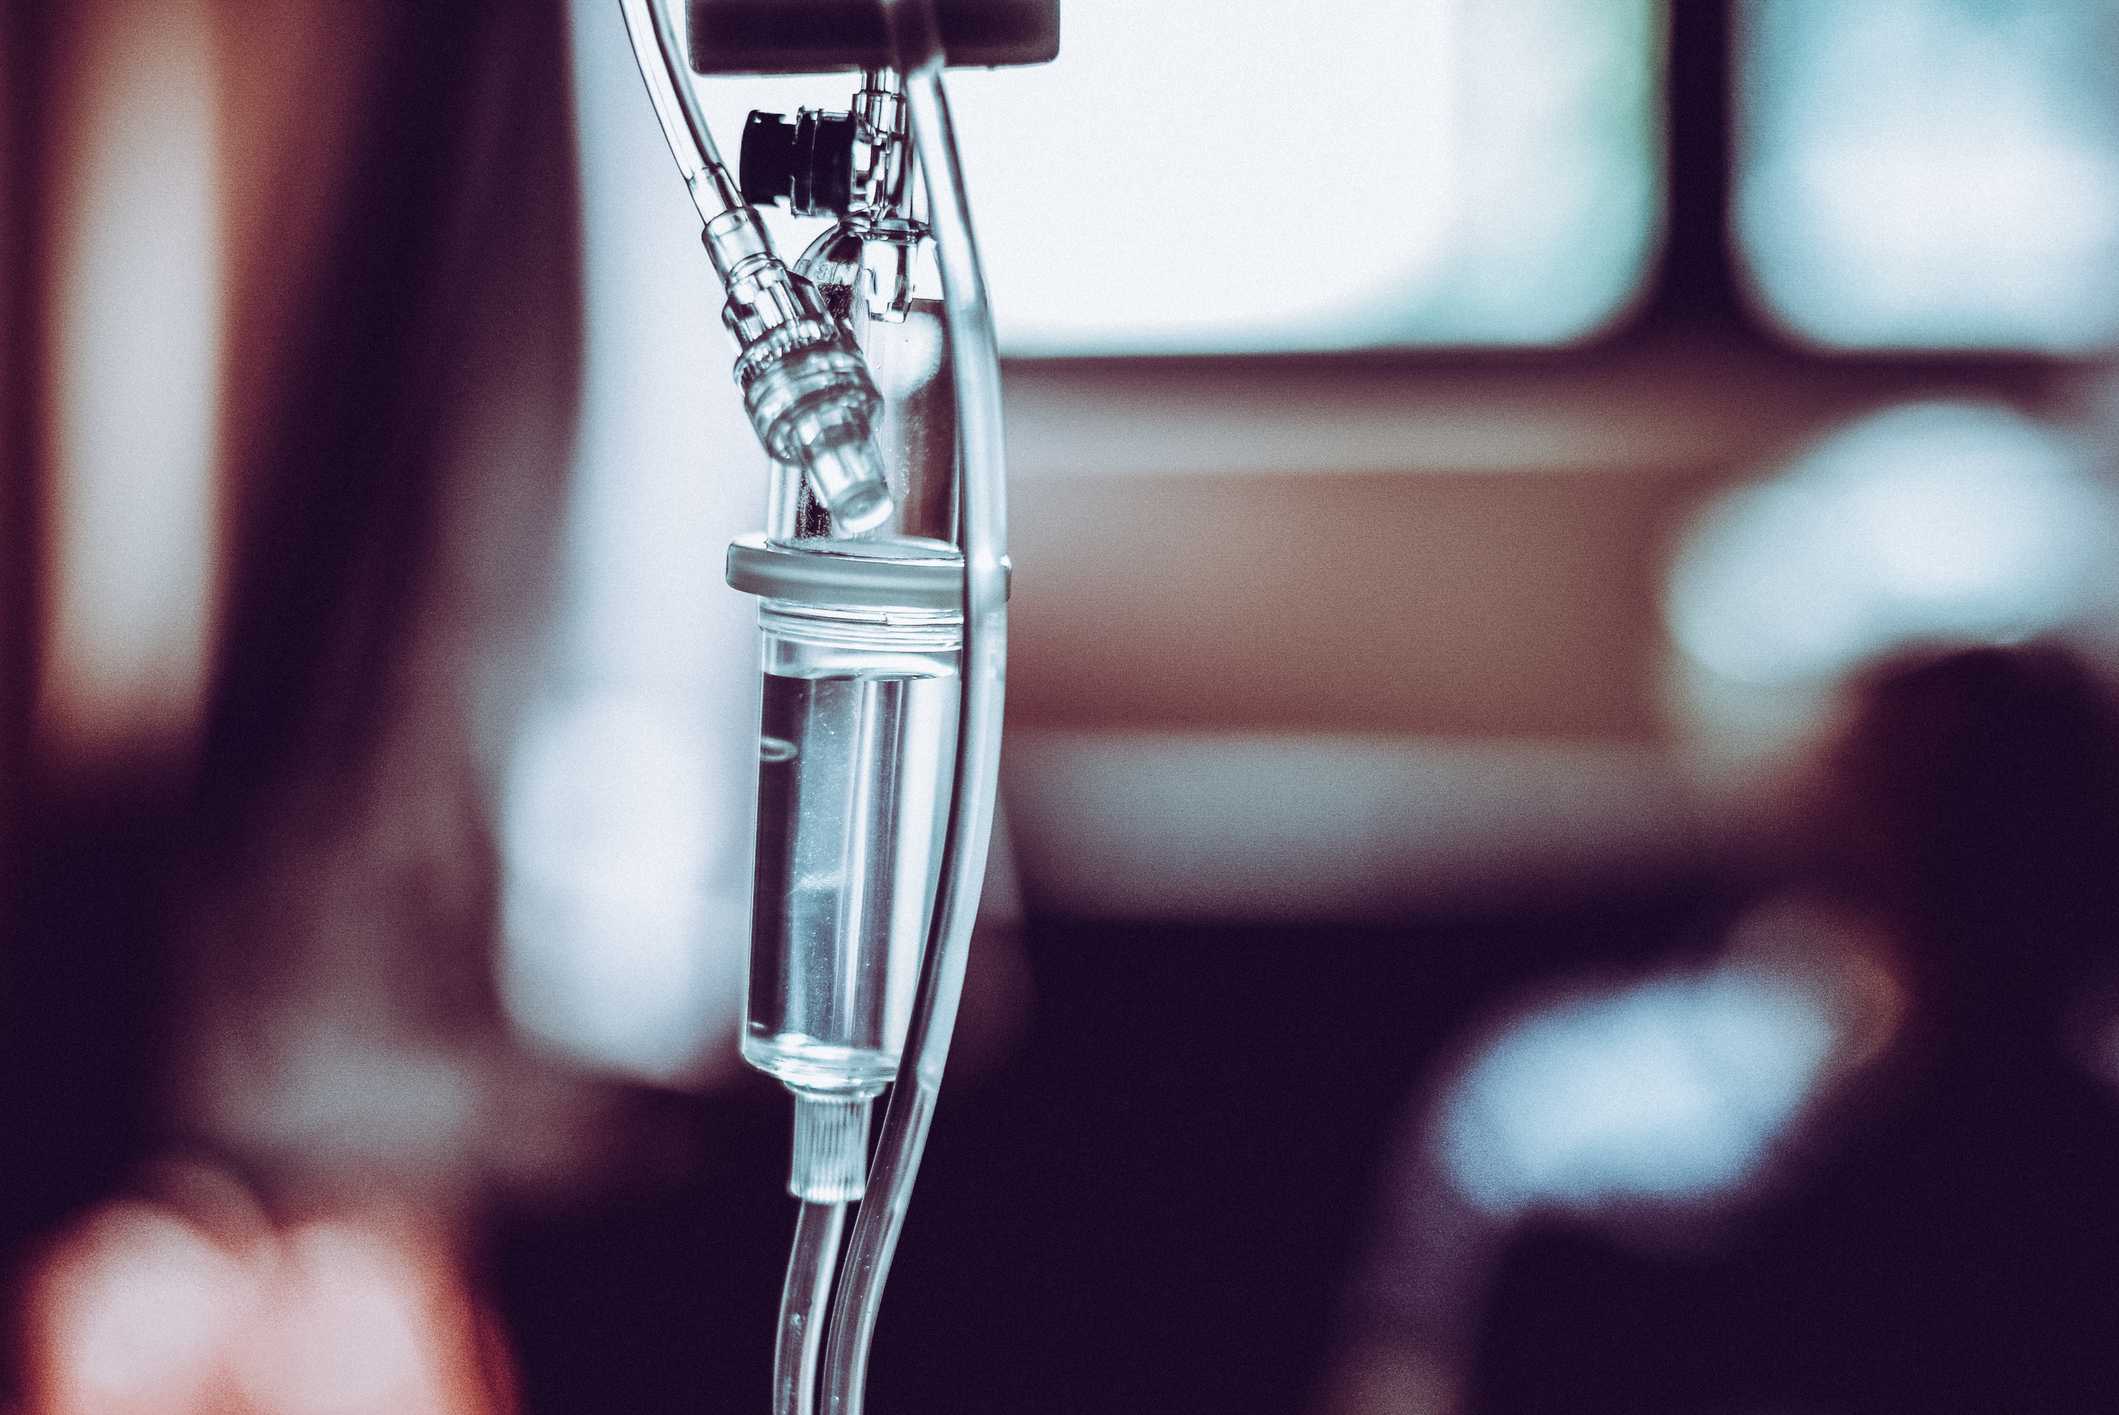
xmin=616 ymin=0 xmax=742 ymax=224
xmin=744 ymin=601 xmax=961 ymax=1097
xmin=820 ymin=0 xmax=1010 ymax=1409
xmin=774 ymin=1200 xmax=848 ymax=1415
xmin=617 ymin=0 xmax=895 ymax=536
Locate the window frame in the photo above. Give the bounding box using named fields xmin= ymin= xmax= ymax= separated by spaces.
xmin=999 ymin=1 xmax=2091 ymax=404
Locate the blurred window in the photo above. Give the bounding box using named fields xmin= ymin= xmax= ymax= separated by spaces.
xmin=1665 ymin=402 xmax=2116 ymax=691
xmin=960 ymin=0 xmax=1665 ymax=354
xmin=1735 ymin=0 xmax=2119 ymax=353
xmin=705 ymin=1 xmax=1666 ymax=355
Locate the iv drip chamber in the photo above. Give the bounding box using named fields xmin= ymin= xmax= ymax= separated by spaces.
xmin=733 ymin=543 xmax=966 ymax=1097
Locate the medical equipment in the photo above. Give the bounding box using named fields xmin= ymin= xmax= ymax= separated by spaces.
xmin=618 ymin=0 xmax=892 ymax=534
xmin=619 ymin=2 xmax=1050 ymax=1409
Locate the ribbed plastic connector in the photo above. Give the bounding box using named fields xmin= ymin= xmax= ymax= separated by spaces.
xmin=790 ymin=1094 xmax=875 ymax=1203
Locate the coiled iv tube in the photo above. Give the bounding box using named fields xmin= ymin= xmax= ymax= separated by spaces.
xmin=818 ymin=0 xmax=1010 ymax=1410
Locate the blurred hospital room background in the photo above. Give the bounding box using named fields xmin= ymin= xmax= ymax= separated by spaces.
xmin=7 ymin=0 xmax=2119 ymax=1411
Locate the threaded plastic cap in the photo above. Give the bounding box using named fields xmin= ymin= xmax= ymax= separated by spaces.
xmin=789 ymin=1094 xmax=874 ymax=1203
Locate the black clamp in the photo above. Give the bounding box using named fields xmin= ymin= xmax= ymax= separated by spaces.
xmin=741 ymin=109 xmax=858 ymax=218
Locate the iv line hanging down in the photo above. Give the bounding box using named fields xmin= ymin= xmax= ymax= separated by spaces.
xmin=616 ymin=1 xmax=1015 ymax=1411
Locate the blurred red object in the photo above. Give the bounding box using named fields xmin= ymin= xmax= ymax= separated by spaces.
xmin=21 ymin=1164 xmax=514 ymax=1415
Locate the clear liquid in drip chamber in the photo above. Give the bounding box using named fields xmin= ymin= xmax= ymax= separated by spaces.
xmin=743 ymin=601 xmax=961 ymax=1095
